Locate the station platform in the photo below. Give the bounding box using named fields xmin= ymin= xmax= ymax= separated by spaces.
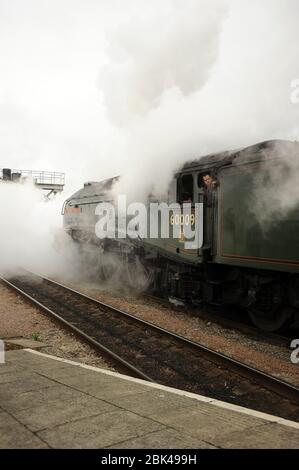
xmin=0 ymin=349 xmax=298 ymax=449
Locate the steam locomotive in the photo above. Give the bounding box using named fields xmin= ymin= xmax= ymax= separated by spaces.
xmin=63 ymin=139 xmax=299 ymax=332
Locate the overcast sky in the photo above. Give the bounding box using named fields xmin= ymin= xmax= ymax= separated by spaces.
xmin=1 ymin=0 xmax=299 ymax=196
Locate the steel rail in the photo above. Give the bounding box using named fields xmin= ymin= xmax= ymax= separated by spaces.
xmin=2 ymin=272 xmax=299 ymax=405
xmin=0 ymin=276 xmax=153 ymax=382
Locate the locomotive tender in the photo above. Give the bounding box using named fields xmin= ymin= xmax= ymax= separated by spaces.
xmin=63 ymin=139 xmax=299 ymax=331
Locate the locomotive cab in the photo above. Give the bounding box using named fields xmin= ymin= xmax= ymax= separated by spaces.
xmin=175 ymin=169 xmax=217 ymax=260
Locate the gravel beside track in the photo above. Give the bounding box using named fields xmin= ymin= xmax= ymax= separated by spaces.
xmin=56 ymin=278 xmax=299 ymax=388
xmin=3 ymin=272 xmax=299 ymax=422
xmin=0 ymin=282 xmax=112 ymax=370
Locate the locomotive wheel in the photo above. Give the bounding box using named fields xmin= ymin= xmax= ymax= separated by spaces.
xmin=126 ymin=257 xmax=153 ymax=293
xmin=248 ymin=305 xmax=292 ymax=332
xmin=247 ymin=282 xmax=293 ymax=332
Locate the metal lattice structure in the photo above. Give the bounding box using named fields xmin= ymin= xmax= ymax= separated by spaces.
xmin=0 ymin=168 xmax=65 ymax=198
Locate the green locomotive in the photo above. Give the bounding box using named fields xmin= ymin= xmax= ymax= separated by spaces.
xmin=63 ymin=139 xmax=299 ymax=331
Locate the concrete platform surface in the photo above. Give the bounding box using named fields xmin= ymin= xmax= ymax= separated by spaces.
xmin=0 ymin=349 xmax=298 ymax=449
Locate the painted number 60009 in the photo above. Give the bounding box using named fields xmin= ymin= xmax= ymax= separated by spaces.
xmin=170 ymin=214 xmax=195 ymax=226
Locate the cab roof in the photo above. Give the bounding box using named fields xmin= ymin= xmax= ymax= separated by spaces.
xmin=180 ymin=139 xmax=299 ymax=173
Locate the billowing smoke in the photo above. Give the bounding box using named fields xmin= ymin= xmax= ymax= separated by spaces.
xmin=251 ymin=141 xmax=299 ymax=227
xmin=99 ymin=0 xmax=227 ymax=126
xmin=1 ymin=1 xmax=299 ymax=279
xmin=0 ymin=181 xmax=72 ymax=276
xmin=0 ymin=180 xmax=132 ymax=290
xmin=98 ymin=0 xmax=299 ymax=200
xmin=98 ymin=0 xmax=228 ymax=200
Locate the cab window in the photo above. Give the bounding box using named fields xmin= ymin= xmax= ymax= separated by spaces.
xmin=198 ymin=172 xmax=211 ymax=189
xmin=177 ymin=174 xmax=194 ymax=204
xmin=198 ymin=171 xmax=218 ymax=189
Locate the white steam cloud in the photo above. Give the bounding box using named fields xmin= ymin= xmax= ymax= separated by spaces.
xmin=1 ymin=1 xmax=299 ymax=276
xmin=251 ymin=141 xmax=299 ymax=226
xmin=98 ymin=0 xmax=299 ymax=199
xmin=99 ymin=0 xmax=227 ymax=125
xmin=0 ymin=182 xmax=71 ymax=276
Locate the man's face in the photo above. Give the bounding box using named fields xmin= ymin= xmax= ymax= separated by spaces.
xmin=203 ymin=175 xmax=213 ymax=187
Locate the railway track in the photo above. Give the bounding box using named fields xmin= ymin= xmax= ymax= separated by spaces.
xmin=2 ymin=271 xmax=299 ymax=422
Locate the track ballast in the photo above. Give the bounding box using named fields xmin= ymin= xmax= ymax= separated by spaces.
xmin=2 ymin=271 xmax=299 ymax=422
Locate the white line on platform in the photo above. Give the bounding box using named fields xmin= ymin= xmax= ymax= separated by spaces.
xmin=23 ymin=348 xmax=299 ymax=430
